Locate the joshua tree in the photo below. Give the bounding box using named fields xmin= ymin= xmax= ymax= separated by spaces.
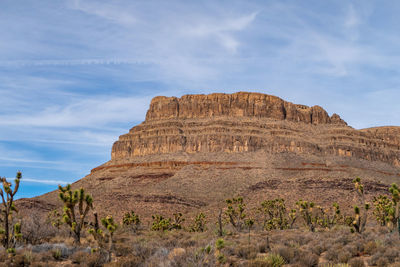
xmin=225 ymin=196 xmax=246 ymax=231
xmin=296 ymin=200 xmax=318 ymax=232
xmin=0 ymin=172 xmax=22 ymax=250
xmin=170 ymin=212 xmax=185 ymax=230
xmin=58 ymin=184 xmax=93 ymax=244
xmin=373 ymin=195 xmax=393 ymax=227
xmin=351 ymin=177 xmax=370 ymax=233
xmin=389 ymin=183 xmax=400 ymax=234
xmin=259 ymin=198 xmax=295 ymax=230
xmin=245 ymin=218 xmax=254 ymax=246
xmin=189 ymin=212 xmax=207 ymax=232
xmin=151 ymin=215 xmax=171 ymax=231
xmin=317 ymin=202 xmax=342 ymax=229
xmin=89 ymin=213 xmax=117 ymax=262
xmin=122 ymin=211 xmax=141 ymax=232
xmin=217 ymin=209 xmax=224 ymax=237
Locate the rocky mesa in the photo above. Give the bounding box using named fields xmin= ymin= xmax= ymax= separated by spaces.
xmin=25 ymin=92 xmax=400 ymax=220
xmin=111 ymin=92 xmax=397 ymax=166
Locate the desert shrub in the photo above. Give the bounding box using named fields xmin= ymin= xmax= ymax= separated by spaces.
xmin=3 ymin=249 xmax=37 ymax=266
xmin=309 ymin=242 xmax=326 ymax=256
xmin=36 ymin=250 xmax=53 ymax=262
xmin=265 ymin=253 xmax=285 ymax=267
xmin=337 ymin=251 xmax=352 ymax=263
xmin=234 ymin=244 xmax=258 ymax=259
xmin=22 ymin=211 xmax=57 ymax=245
xmin=297 ymin=251 xmax=319 ymax=267
xmin=105 ymin=255 xmax=143 ymax=267
xmin=344 ymin=244 xmax=359 ymax=257
xmin=248 ymin=258 xmax=272 ymax=267
xmin=256 ymin=241 xmax=268 ymax=253
xmin=130 ymin=242 xmax=156 ymax=261
xmin=272 ymin=245 xmax=296 ymax=264
xmin=348 ymin=257 xmax=365 ymax=267
xmin=146 ymin=247 xmax=169 ymax=265
xmin=176 ymin=246 xmax=215 ymax=267
xmin=114 ymin=243 xmax=133 ymax=257
xmin=368 ymin=252 xmax=387 ymax=266
xmin=363 ymin=240 xmax=377 ymax=255
xmin=216 ymin=253 xmax=226 ymax=264
xmin=324 ymin=244 xmax=343 ymax=262
xmin=215 ymin=238 xmax=225 ymax=250
xmin=71 ymin=250 xmax=89 ymax=264
xmin=291 ymin=231 xmax=313 ymax=246
xmin=383 ymin=247 xmax=399 ymax=263
xmin=52 ymin=248 xmax=62 ymax=261
xmin=80 ymin=251 xmax=109 ymax=267
xmin=374 ymin=256 xmax=389 ymax=267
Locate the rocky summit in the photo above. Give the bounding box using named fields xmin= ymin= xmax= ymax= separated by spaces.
xmin=22 ymin=92 xmax=400 ymax=220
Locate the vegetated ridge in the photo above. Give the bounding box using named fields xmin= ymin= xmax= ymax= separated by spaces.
xmin=19 ymin=92 xmax=400 ymax=220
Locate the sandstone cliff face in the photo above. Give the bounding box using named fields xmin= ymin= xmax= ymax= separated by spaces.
xmin=145 ymin=92 xmax=346 ymax=125
xmin=111 ymin=92 xmax=399 ymax=167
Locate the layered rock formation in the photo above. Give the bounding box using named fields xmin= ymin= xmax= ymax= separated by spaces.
xmin=24 ymin=92 xmax=400 ymax=220
xmin=111 ymin=92 xmax=399 ymax=167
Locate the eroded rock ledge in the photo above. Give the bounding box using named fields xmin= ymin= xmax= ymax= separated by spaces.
xmin=145 ymin=92 xmax=347 ymax=125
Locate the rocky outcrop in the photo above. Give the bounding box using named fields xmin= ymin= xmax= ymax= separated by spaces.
xmin=28 ymin=91 xmax=400 ymax=221
xmin=145 ymin=92 xmax=347 ymax=125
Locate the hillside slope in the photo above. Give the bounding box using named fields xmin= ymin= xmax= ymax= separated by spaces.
xmin=20 ymin=92 xmax=400 ymax=220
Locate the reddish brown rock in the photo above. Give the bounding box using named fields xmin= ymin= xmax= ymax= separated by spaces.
xmin=24 ymin=92 xmax=400 ymax=221
xmin=112 ymin=92 xmax=399 ymax=167
xmin=145 ymin=92 xmax=345 ymax=124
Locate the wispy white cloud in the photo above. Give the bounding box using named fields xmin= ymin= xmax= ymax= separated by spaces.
xmin=0 ymin=95 xmax=150 ymax=128
xmin=184 ymin=12 xmax=257 ymax=53
xmin=6 ymin=177 xmax=69 ymax=185
xmin=68 ymin=0 xmax=136 ymax=26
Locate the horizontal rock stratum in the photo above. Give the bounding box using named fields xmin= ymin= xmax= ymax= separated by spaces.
xmin=22 ymin=92 xmax=400 ymax=220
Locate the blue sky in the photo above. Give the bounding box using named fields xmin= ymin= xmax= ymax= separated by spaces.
xmin=1 ymin=0 xmax=400 ymax=198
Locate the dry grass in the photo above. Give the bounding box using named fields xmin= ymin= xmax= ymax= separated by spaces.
xmin=2 ymin=217 xmax=400 ymax=266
